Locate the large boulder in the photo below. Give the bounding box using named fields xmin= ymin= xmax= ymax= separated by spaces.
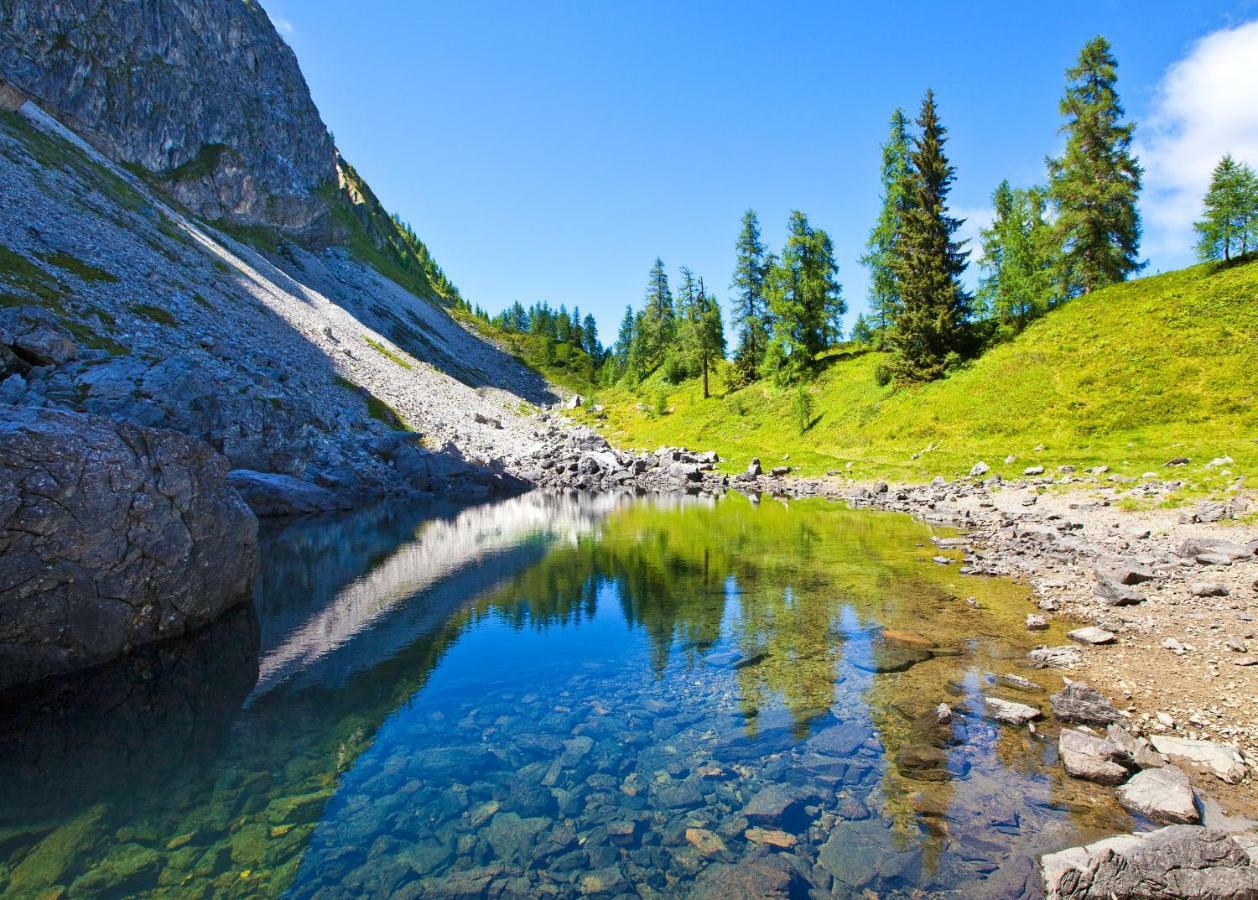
xmin=227 ymin=469 xmax=346 ymax=517
xmin=0 ymin=405 xmax=257 ymax=689
xmin=1042 ymin=826 xmax=1258 ymax=899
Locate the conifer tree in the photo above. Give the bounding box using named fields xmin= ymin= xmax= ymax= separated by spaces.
xmin=1048 ymin=36 xmax=1143 ymax=295
xmin=978 ymin=180 xmax=1056 ymax=329
xmin=684 ymin=276 xmax=726 ymax=398
xmin=581 ymin=313 xmax=600 ymax=357
xmin=730 ymin=210 xmax=771 ymax=384
xmin=887 ymin=90 xmax=971 ymax=383
xmin=636 ymin=258 xmax=674 ymax=371
xmin=765 ymin=211 xmax=844 ymax=381
xmin=1195 ymin=154 xmax=1258 ymax=262
xmin=861 ymin=109 xmax=914 ymax=333
xmin=612 ymin=305 xmax=637 ymax=382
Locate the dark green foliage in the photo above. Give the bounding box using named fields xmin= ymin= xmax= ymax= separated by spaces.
xmin=861 ymin=109 xmax=913 ymax=332
xmin=678 ymin=273 xmax=726 ymax=398
xmin=1047 ymin=36 xmax=1143 ymax=295
xmin=1195 ymin=154 xmax=1258 ymax=262
xmin=730 ymin=209 xmax=771 ymax=385
xmin=765 ymin=211 xmax=845 ymax=383
xmin=637 ymin=258 xmax=675 ymax=370
xmin=886 ymin=90 xmax=971 ymax=383
xmin=850 ymin=314 xmax=874 ymax=345
xmin=978 ymin=180 xmax=1056 ymax=330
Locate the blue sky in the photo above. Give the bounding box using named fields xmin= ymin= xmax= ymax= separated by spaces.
xmin=267 ymin=1 xmax=1258 ymax=343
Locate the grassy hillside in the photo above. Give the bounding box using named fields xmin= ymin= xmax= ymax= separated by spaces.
xmin=571 ymin=259 xmax=1258 ymax=485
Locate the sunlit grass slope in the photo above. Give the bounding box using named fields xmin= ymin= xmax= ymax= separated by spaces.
xmin=575 ymin=260 xmax=1258 ymax=484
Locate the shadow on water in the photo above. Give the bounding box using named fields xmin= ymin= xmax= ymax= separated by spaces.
xmin=0 ymin=492 xmax=1134 ymax=898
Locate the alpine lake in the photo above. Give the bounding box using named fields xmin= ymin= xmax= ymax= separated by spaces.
xmin=0 ymin=491 xmax=1140 ymax=898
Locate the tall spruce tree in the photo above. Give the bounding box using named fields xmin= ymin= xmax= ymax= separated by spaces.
xmin=1195 ymin=154 xmax=1258 ymax=262
xmin=887 ymin=89 xmax=971 ymax=383
xmin=1048 ymin=36 xmax=1143 ymax=295
xmin=730 ymin=210 xmax=771 ymax=385
xmin=636 ymin=258 xmax=674 ymax=371
xmin=978 ymin=180 xmax=1056 ymax=329
xmin=860 ymin=109 xmax=913 ymax=333
xmin=765 ymin=211 xmax=844 ymax=382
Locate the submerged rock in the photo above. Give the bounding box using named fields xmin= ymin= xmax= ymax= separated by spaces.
xmin=0 ymin=404 xmax=257 ymax=689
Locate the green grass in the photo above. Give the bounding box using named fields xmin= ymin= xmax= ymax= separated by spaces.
xmin=129 ymin=303 xmax=178 ymax=326
xmin=332 ymin=375 xmax=411 ymax=430
xmin=363 ymin=335 xmax=413 ymax=370
xmin=161 ymin=143 xmax=229 ymax=183
xmin=578 ymin=259 xmax=1258 ymax=486
xmin=455 ymin=311 xmax=602 ymax=394
xmin=37 ymin=250 xmax=119 ymax=283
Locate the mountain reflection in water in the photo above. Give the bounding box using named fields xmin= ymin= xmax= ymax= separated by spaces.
xmin=0 ymin=491 xmax=1133 ymax=898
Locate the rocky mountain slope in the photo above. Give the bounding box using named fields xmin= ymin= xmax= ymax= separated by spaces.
xmin=0 ymin=0 xmax=339 ymax=237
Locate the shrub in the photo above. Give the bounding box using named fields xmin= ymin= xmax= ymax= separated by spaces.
xmin=873 ymin=364 xmax=892 ymax=387
xmin=793 ymin=386 xmax=814 ymax=435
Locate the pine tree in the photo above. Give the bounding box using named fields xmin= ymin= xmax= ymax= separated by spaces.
xmin=636 ymin=258 xmax=674 ymax=371
xmin=581 ymin=313 xmax=600 ymax=357
xmin=730 ymin=210 xmax=771 ymax=384
xmin=1195 ymin=154 xmax=1258 ymax=262
xmin=861 ymin=109 xmax=913 ymax=333
xmin=612 ymin=305 xmax=637 ymax=382
xmin=851 ymin=314 xmax=874 ymax=345
xmin=765 ymin=211 xmax=844 ymax=381
xmin=887 ymin=90 xmax=971 ymax=383
xmin=978 ymin=180 xmax=1056 ymax=329
xmin=683 ymin=276 xmax=726 ymax=398
xmin=1048 ymin=36 xmax=1143 ymax=295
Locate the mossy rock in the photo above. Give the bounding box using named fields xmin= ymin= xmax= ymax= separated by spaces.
xmin=228 ymin=822 xmax=270 ymax=868
xmin=263 ymin=789 xmax=331 ymax=826
xmin=6 ymin=804 xmax=107 ymax=895
xmin=68 ymin=842 xmax=161 ymax=895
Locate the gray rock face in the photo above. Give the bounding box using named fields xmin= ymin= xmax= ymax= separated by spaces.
xmin=0 ymin=0 xmax=338 ymax=235
xmin=1042 ymin=826 xmax=1258 ymax=899
xmin=0 ymin=404 xmax=257 ymax=689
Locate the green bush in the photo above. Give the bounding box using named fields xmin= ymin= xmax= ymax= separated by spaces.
xmin=793 ymin=386 xmax=814 ymax=435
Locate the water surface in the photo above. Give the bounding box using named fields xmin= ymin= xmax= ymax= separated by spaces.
xmin=0 ymin=492 xmax=1132 ymax=898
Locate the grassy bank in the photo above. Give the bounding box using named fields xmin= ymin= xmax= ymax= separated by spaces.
xmin=568 ymin=259 xmax=1258 ymax=486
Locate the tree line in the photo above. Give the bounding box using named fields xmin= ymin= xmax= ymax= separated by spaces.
xmin=479 ymin=35 xmax=1249 ymax=398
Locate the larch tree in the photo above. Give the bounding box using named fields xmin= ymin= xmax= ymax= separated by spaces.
xmin=730 ymin=209 xmax=771 ymax=385
xmin=766 ymin=211 xmax=844 ymax=382
xmin=1047 ymin=36 xmax=1143 ymax=295
xmin=860 ymin=108 xmax=913 ymax=334
xmin=978 ymin=180 xmax=1056 ymax=329
xmin=1195 ymin=154 xmax=1258 ymax=262
xmin=887 ymin=89 xmax=971 ymax=383
xmin=683 ymin=276 xmax=726 ymax=398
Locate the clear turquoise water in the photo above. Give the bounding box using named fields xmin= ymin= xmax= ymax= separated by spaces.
xmin=0 ymin=492 xmax=1131 ymax=898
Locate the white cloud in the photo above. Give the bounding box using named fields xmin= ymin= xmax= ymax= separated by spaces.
xmin=273 ymin=16 xmax=295 ymax=36
xmin=1139 ymin=19 xmax=1258 ymax=261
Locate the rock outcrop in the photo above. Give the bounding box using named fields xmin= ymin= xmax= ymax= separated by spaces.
xmin=1042 ymin=826 xmax=1258 ymax=899
xmin=0 ymin=0 xmax=338 ymax=236
xmin=0 ymin=405 xmax=258 ymax=689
